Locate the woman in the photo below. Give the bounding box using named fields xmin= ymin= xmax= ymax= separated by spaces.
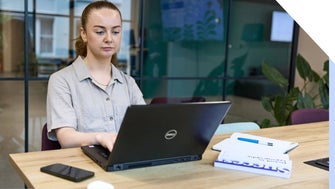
xmin=47 ymin=1 xmax=145 ymax=152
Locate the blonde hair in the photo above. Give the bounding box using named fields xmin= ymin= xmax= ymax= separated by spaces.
xmin=75 ymin=1 xmax=122 ymax=64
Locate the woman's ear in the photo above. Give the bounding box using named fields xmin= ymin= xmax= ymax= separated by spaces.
xmin=80 ymin=27 xmax=87 ymax=43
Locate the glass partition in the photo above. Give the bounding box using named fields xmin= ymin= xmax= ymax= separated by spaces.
xmin=0 ymin=81 xmax=24 ymax=188
xmin=141 ymin=0 xmax=293 ymax=125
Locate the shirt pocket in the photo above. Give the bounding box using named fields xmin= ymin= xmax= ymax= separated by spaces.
xmin=78 ymin=100 xmax=105 ymax=132
xmin=81 ymin=101 xmax=103 ymax=119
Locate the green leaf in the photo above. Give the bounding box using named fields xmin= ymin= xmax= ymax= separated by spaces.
xmin=259 ymin=119 xmax=272 ymax=128
xmin=323 ymin=72 xmax=329 ymax=86
xmin=273 ymin=96 xmax=291 ymax=125
xmin=285 ymin=88 xmax=299 ymax=110
xmin=319 ymin=80 xmax=329 ymax=109
xmin=323 ymin=60 xmax=329 ymax=72
xmin=310 ymin=70 xmax=321 ymax=82
xmin=320 ymin=60 xmax=329 ymax=109
xmin=323 ymin=60 xmax=329 ymax=85
xmin=261 ymin=96 xmax=273 ymax=112
xmin=296 ymin=54 xmax=311 ymax=81
xmin=287 ymin=87 xmax=299 ymax=99
xmin=261 ymin=62 xmax=288 ymax=89
xmin=296 ymin=54 xmax=320 ymax=82
xmin=297 ymin=93 xmax=315 ymax=109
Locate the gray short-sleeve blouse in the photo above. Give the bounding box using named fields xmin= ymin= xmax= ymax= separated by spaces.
xmin=46 ymin=56 xmax=145 ymax=140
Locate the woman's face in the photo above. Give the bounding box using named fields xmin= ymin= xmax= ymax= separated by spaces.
xmin=81 ymin=8 xmax=122 ymax=60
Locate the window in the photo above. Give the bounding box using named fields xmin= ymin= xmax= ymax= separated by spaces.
xmin=38 ymin=17 xmax=54 ymax=55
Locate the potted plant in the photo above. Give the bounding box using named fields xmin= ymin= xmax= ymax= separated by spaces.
xmin=259 ymin=54 xmax=329 ymax=128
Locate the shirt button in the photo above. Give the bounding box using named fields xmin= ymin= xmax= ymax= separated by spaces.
xmin=106 ymin=97 xmax=110 ymax=101
xmin=110 ymin=117 xmax=113 ymax=121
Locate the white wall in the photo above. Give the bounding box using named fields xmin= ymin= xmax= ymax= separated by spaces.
xmin=296 ymin=28 xmax=328 ymax=86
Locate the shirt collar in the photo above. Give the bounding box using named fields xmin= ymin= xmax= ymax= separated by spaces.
xmin=111 ymin=64 xmax=124 ymax=84
xmin=72 ymin=56 xmax=124 ymax=84
xmin=72 ymin=56 xmax=90 ymax=82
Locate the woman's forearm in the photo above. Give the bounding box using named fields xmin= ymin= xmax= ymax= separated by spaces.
xmin=55 ymin=127 xmax=99 ymax=148
xmin=55 ymin=127 xmax=117 ymax=151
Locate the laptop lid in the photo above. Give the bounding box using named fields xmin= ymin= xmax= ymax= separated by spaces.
xmin=82 ymin=101 xmax=231 ymax=171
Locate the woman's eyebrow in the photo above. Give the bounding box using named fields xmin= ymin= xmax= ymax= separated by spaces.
xmin=93 ymin=25 xmax=122 ymax=29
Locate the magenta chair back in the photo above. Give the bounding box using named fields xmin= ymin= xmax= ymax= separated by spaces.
xmin=41 ymin=123 xmax=61 ymax=151
xmin=290 ymin=108 xmax=329 ymax=125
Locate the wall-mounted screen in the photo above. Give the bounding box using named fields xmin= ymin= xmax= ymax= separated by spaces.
xmin=270 ymin=11 xmax=294 ymax=42
xmin=160 ymin=0 xmax=224 ymax=41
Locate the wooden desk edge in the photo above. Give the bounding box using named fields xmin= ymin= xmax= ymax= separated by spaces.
xmin=9 ymin=153 xmax=34 ymax=188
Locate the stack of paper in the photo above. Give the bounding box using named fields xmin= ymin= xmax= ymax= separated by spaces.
xmin=213 ymin=132 xmax=298 ymax=178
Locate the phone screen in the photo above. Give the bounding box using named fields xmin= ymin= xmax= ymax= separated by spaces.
xmin=40 ymin=163 xmax=94 ymax=182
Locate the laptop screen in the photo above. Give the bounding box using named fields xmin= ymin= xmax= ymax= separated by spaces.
xmin=82 ymin=101 xmax=231 ymax=171
xmin=108 ymin=101 xmax=231 ymax=165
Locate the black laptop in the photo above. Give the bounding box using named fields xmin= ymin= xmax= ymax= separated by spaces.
xmin=81 ymin=101 xmax=231 ymax=171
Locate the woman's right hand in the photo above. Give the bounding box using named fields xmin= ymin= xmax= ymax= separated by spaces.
xmin=95 ymin=132 xmax=118 ymax=152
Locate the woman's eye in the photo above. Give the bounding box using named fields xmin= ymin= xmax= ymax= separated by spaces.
xmin=95 ymin=31 xmax=104 ymax=35
xmin=112 ymin=31 xmax=120 ymax=35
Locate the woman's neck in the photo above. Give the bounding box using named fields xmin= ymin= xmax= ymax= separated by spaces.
xmin=84 ymin=56 xmax=112 ymax=72
xmin=83 ymin=56 xmax=113 ymax=88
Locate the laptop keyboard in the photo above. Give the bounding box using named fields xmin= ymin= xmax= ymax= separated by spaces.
xmin=88 ymin=145 xmax=110 ymax=159
xmin=99 ymin=146 xmax=110 ymax=159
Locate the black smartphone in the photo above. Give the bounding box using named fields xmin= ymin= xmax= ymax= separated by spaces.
xmin=315 ymin=157 xmax=329 ymax=168
xmin=40 ymin=163 xmax=94 ymax=182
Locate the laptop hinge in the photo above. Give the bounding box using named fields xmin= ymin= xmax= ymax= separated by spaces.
xmin=107 ymin=155 xmax=201 ymax=171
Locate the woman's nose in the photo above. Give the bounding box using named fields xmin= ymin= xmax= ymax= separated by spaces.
xmin=104 ymin=32 xmax=113 ymax=43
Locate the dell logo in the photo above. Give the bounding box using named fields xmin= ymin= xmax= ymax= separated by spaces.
xmin=165 ymin=129 xmax=177 ymax=140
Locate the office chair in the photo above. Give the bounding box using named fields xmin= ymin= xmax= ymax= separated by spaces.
xmin=290 ymin=108 xmax=329 ymax=125
xmin=41 ymin=123 xmax=61 ymax=151
xmin=150 ymin=96 xmax=206 ymax=104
